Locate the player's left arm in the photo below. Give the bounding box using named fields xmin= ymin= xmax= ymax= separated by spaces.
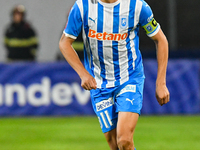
xmin=139 ymin=1 xmax=170 ymax=106
xmin=151 ymin=29 xmax=170 ymax=106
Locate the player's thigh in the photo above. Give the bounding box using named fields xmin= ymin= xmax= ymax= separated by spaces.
xmin=117 ymin=112 xmax=139 ymax=138
xmin=91 ymin=95 xmax=118 ymax=133
xmin=115 ymin=79 xmax=144 ymax=114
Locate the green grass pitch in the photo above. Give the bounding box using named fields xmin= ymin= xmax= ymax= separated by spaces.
xmin=0 ymin=116 xmax=199 ymax=150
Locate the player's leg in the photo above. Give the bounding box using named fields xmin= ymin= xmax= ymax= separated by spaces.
xmin=90 ymin=88 xmax=119 ymax=150
xmin=114 ymin=78 xmax=144 ymax=150
xmin=97 ymin=107 xmax=118 ymax=150
xmin=104 ymin=112 xmax=138 ymax=150
xmin=104 ymin=128 xmax=118 ymax=150
xmin=117 ymin=112 xmax=139 ymax=150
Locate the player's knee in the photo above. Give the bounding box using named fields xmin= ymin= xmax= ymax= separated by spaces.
xmin=117 ymin=136 xmax=133 ymax=148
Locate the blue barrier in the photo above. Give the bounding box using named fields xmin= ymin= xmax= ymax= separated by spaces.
xmin=0 ymin=60 xmax=199 ymax=116
xmin=0 ymin=62 xmax=94 ymax=116
xmin=142 ymin=59 xmax=200 ymax=114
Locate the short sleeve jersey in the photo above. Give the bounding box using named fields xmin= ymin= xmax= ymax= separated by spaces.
xmin=64 ymin=0 xmax=160 ymax=88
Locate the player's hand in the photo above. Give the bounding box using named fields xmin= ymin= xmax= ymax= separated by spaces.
xmin=155 ymin=84 xmax=170 ymax=106
xmin=80 ymin=72 xmax=97 ymax=90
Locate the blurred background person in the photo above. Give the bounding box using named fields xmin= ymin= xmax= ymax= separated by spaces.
xmin=4 ymin=5 xmax=39 ymax=61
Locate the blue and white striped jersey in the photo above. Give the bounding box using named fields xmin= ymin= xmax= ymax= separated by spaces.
xmin=64 ymin=0 xmax=160 ymax=88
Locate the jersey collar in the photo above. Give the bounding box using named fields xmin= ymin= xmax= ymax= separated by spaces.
xmin=97 ymin=0 xmax=121 ymax=7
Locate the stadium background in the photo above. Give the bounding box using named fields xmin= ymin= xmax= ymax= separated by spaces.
xmin=0 ymin=0 xmax=199 ymax=150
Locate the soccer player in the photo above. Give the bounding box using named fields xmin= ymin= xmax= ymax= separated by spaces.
xmin=59 ymin=0 xmax=170 ymax=149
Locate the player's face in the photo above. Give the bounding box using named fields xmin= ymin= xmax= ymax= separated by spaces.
xmin=13 ymin=12 xmax=23 ymax=24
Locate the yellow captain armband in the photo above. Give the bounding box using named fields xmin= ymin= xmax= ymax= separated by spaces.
xmin=143 ymin=18 xmax=160 ymax=37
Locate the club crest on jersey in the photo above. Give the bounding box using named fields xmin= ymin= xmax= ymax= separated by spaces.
xmin=120 ymin=16 xmax=128 ymax=29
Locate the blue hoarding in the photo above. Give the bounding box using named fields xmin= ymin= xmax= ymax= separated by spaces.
xmin=0 ymin=62 xmax=94 ymax=116
xmin=0 ymin=60 xmax=199 ymax=116
xmin=143 ymin=59 xmax=200 ymax=114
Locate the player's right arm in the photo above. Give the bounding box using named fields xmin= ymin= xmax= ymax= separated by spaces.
xmin=59 ymin=2 xmax=96 ymax=90
xmin=59 ymin=35 xmax=97 ymax=90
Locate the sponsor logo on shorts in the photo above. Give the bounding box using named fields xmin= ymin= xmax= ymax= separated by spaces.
xmin=117 ymin=85 xmax=136 ymax=96
xmin=96 ymin=97 xmax=114 ymax=112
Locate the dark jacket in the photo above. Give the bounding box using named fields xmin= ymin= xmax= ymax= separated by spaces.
xmin=4 ymin=21 xmax=38 ymax=61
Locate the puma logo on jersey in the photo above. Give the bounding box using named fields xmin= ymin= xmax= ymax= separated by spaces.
xmin=88 ymin=29 xmax=128 ymax=41
xmin=89 ymin=17 xmax=97 ymax=24
xmin=126 ymin=98 xmax=134 ymax=105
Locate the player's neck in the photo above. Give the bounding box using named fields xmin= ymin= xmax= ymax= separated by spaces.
xmin=100 ymin=0 xmax=118 ymax=3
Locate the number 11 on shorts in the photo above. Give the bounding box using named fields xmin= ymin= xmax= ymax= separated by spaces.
xmin=100 ymin=110 xmax=113 ymax=128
